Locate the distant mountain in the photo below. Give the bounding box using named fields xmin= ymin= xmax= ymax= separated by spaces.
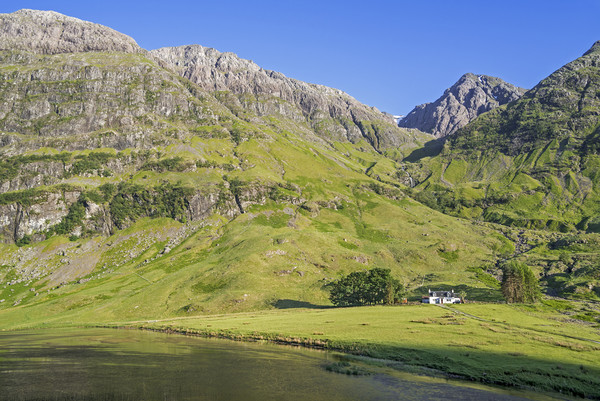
xmin=399 ymin=73 xmax=526 ymax=138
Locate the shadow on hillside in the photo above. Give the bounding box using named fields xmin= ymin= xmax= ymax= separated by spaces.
xmin=542 ymin=272 xmax=571 ymax=297
xmin=271 ymin=299 xmax=332 ymax=309
xmin=404 ymin=138 xmax=445 ymax=162
xmin=411 ymin=284 xmax=503 ymax=303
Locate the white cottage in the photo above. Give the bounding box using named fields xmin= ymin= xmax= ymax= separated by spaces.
xmin=422 ymin=289 xmax=462 ymax=304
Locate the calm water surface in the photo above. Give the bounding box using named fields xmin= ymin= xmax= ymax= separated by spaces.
xmin=0 ymin=328 xmax=554 ymax=400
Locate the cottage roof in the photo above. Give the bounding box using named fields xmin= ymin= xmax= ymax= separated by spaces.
xmin=428 ymin=289 xmax=458 ymax=298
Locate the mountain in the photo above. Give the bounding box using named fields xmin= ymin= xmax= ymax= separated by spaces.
xmin=0 ymin=9 xmax=598 ymax=323
xmin=399 ymin=73 xmax=526 ymax=138
xmin=407 ymin=41 xmax=600 ymax=300
xmin=411 ymin=40 xmax=600 ymax=229
xmin=0 ymin=6 xmax=433 ymax=244
xmin=0 ymin=10 xmax=504 ymax=320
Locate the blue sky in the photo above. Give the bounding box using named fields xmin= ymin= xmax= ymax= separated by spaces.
xmin=2 ymin=0 xmax=599 ymax=115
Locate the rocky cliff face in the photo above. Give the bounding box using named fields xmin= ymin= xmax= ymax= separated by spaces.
xmin=0 ymin=9 xmax=142 ymax=55
xmin=399 ymin=73 xmax=526 ymax=138
xmin=151 ymin=45 xmax=412 ymax=150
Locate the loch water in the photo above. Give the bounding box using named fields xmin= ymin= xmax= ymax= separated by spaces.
xmin=0 ymin=328 xmax=553 ymax=400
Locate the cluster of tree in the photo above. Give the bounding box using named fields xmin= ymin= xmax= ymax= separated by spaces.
xmin=327 ymin=268 xmax=405 ymax=307
xmin=408 ymin=185 xmax=511 ymax=219
xmin=500 ymin=261 xmax=541 ymax=303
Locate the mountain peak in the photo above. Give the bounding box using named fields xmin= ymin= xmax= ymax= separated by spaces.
xmin=0 ymin=9 xmax=142 ymax=55
xmin=583 ymin=40 xmax=600 ymax=56
xmin=399 ymin=73 xmax=526 ymax=138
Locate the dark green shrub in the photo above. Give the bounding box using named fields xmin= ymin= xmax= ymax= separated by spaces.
xmin=16 ymin=234 xmax=32 ymax=247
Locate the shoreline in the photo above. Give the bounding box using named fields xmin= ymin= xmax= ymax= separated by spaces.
xmin=2 ymin=303 xmax=598 ymax=399
xmin=120 ymin=323 xmax=569 ymax=400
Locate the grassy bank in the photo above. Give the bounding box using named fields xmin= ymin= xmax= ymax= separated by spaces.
xmin=117 ymin=304 xmax=600 ymax=399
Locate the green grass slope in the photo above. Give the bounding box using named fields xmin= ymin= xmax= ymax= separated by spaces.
xmin=410 ymin=41 xmax=600 ymax=231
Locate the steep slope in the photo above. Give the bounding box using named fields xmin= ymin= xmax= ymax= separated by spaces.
xmin=399 ymin=73 xmax=525 ymax=138
xmin=151 ymin=45 xmax=422 ymax=150
xmin=0 ymin=9 xmax=429 ymax=244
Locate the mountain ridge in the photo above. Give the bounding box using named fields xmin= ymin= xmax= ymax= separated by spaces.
xmin=151 ymin=45 xmax=414 ymax=150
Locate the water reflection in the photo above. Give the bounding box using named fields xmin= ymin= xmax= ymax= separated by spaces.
xmin=0 ymin=329 xmax=545 ymax=400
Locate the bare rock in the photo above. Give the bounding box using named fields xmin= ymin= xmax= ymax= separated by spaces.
xmin=399 ymin=73 xmax=526 ymax=138
xmin=0 ymin=9 xmax=143 ymax=55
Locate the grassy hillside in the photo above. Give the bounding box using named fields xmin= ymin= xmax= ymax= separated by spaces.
xmin=0 ymin=45 xmax=509 ymax=324
xmin=2 ymin=42 xmax=600 ymax=321
xmin=0 ymin=184 xmax=507 ymax=322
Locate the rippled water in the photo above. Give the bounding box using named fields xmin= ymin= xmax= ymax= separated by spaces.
xmin=0 ymin=328 xmax=549 ymax=400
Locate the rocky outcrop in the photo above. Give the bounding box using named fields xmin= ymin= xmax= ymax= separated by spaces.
xmin=0 ymin=191 xmax=79 ymax=242
xmin=151 ymin=45 xmax=409 ymax=150
xmin=0 ymin=9 xmax=142 ymax=55
xmin=399 ymin=73 xmax=526 ymax=138
xmin=0 ymin=178 xmax=302 ymax=243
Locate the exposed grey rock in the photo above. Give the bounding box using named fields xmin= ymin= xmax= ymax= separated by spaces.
xmin=399 ymin=73 xmax=526 ymax=138
xmin=151 ymin=45 xmax=410 ymax=150
xmin=0 ymin=9 xmax=142 ymax=55
xmin=0 ymin=191 xmax=79 ymax=242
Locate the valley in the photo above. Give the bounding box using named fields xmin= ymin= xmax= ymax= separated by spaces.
xmin=0 ymin=8 xmax=599 ymax=399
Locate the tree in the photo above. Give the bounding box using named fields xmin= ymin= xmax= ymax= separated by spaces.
xmin=328 ymin=268 xmax=404 ymax=307
xmin=501 ymin=261 xmax=540 ymax=303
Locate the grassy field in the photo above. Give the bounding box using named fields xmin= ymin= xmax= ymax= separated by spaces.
xmin=80 ymin=303 xmax=600 ymax=399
